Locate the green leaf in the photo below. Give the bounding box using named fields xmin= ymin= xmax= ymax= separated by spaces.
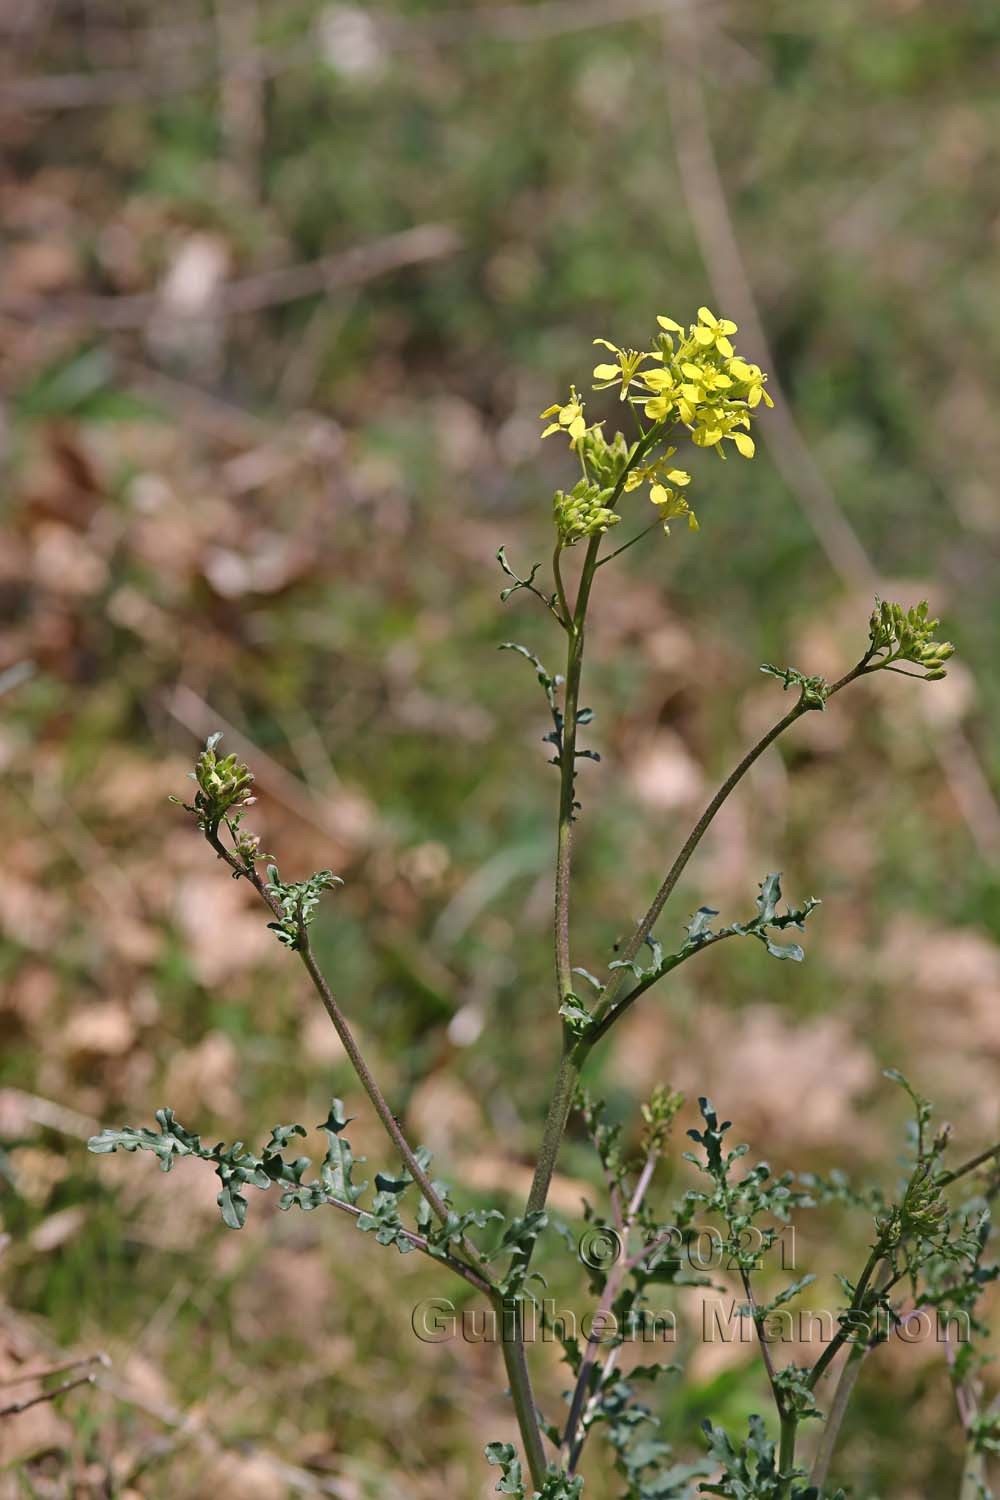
xmin=571 ymin=966 xmax=604 ymax=992
xmin=496 ymin=547 xmax=555 ymax=613
xmin=498 ymin=641 xmax=561 ymax=711
xmin=559 ymin=993 xmax=593 ymax=1038
xmin=762 ymin=936 xmax=805 ymax=962
xmin=485 ymin=1441 xmax=525 ymax=1497
xmin=678 ymin=875 xmax=819 ymax=969
xmin=609 ymin=933 xmax=665 ymax=983
xmin=87 ymin=1108 xmax=207 ymax=1172
xmin=686 ymin=906 xmax=719 ymax=943
xmin=755 ymin=873 xmax=782 ymax=925
xmin=760 ymin=662 xmax=829 ymax=709
xmin=265 ymin=866 xmax=344 ymax=949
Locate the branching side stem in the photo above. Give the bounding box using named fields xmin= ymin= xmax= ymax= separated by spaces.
xmin=528 ymin=658 xmax=875 ymax=1226
xmin=207 ymin=828 xmax=454 ymax=1228
xmin=207 ymin=825 xmax=554 ymax=1483
xmin=204 ymin=828 xmax=498 ymax=1298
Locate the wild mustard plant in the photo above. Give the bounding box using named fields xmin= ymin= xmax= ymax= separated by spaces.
xmin=91 ymin=308 xmax=997 ymax=1500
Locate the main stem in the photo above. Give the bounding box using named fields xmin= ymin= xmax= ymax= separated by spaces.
xmin=553 ymin=533 xmax=602 ymax=1003
xmin=529 ymin=534 xmax=603 ymax=1216
xmin=532 ymin=430 xmax=666 ymax=1218
xmin=514 ymin=436 xmax=665 ymax=1474
xmin=779 ymin=1413 xmax=798 ymax=1479
xmin=497 ymin=1300 xmax=549 ymax=1489
xmin=518 ymin=428 xmax=873 ymax=1478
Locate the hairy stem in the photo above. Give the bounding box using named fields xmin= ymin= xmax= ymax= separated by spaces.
xmin=588 ymin=700 xmax=807 ymax=1029
xmin=527 ymin=1047 xmax=581 ymax=1216
xmin=323 ymin=1193 xmax=491 ymax=1293
xmin=505 ymin=426 xmax=670 ymax=1477
xmin=535 ymin=426 xmax=668 ymax=1215
xmin=938 ymin=1141 xmax=1000 ymax=1188
xmin=553 ymin=537 xmax=598 ymax=1003
xmin=563 ymin=1257 xmax=624 ymax=1474
xmin=779 ymin=1412 xmax=798 ymax=1480
xmin=552 ymin=543 xmax=572 ymax=631
xmin=959 ymin=1447 xmax=988 ymax=1500
xmin=809 ymin=1343 xmax=865 ymax=1489
xmin=740 ymin=1266 xmax=783 ymax=1418
xmin=808 ymin=1246 xmax=882 ymax=1391
xmin=811 ymin=1259 xmax=895 ymax=1487
xmin=586 ymin=931 xmax=736 ymax=1047
xmin=206 ymin=828 xmax=461 ymax=1239
xmin=498 ymin=1299 xmax=549 ymax=1489
xmin=589 ymin=657 xmax=872 ymax=1035
xmin=297 ymin=934 xmax=453 ymax=1224
xmin=562 ymin=1141 xmax=659 ymax=1472
xmin=530 ymin=616 xmax=873 ymax=1228
xmin=595 ymin=516 xmax=662 ymax=568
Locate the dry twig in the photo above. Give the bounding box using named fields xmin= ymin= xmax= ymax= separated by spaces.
xmin=0 ymin=225 xmax=461 ymax=329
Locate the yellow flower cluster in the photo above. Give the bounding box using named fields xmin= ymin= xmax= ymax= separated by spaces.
xmin=540 ymin=307 xmax=772 ymax=540
xmin=618 ymin=308 xmax=772 ymax=455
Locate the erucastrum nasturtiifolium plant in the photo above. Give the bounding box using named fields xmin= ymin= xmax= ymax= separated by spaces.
xmin=89 ymin=308 xmax=996 ymax=1499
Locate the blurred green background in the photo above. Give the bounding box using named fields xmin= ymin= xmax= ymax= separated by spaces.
xmin=1 ymin=2 xmax=999 ymax=1495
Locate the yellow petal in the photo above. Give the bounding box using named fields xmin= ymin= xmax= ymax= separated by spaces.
xmin=666 ymin=469 xmax=691 ymax=485
xmin=715 ymin=335 xmax=735 ymax=359
xmin=697 ymin=306 xmax=717 ymax=326
xmin=719 ymin=319 xmax=738 ymax=335
xmin=680 ymin=383 xmax=703 ymax=402
xmin=539 ymin=404 xmax=560 ymax=418
xmin=728 ymin=359 xmax=752 ymax=381
xmin=693 ymin=326 xmax=715 ymax=346
xmin=559 ymin=402 xmax=581 ymax=423
xmin=641 ymin=369 xmax=673 ymax=391
xmin=732 ymin=431 xmax=755 ymax=458
xmin=747 ymin=387 xmax=762 ymax=408
xmin=593 ymin=363 xmax=620 ymax=380
xmin=649 ymin=484 xmax=669 ymax=507
xmin=657 ymin=315 xmax=683 ymax=331
xmin=540 ymin=423 xmax=560 ymax=438
xmin=593 ymin=338 xmax=618 ymax=351
xmin=681 ymin=362 xmax=703 ymax=379
xmin=568 ymin=415 xmax=587 ymax=439
xmin=762 ymin=390 xmax=774 ymax=407
xmin=687 ymin=512 xmax=699 ymax=530
xmin=693 ymin=426 xmax=722 ymax=447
